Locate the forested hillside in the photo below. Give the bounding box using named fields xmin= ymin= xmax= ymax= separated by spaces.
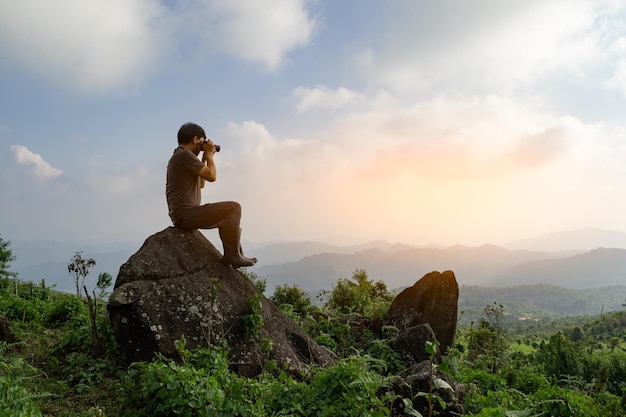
xmin=457 ymin=284 xmax=626 ymax=326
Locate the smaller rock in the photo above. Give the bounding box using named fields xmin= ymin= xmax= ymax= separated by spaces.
xmin=390 ymin=361 xmax=466 ymax=417
xmin=0 ymin=315 xmax=16 ymax=344
xmin=391 ymin=324 xmax=439 ymax=365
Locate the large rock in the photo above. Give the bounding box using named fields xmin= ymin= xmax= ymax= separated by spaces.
xmin=107 ymin=227 xmax=335 ymax=377
xmin=387 ymin=270 xmax=459 ymax=355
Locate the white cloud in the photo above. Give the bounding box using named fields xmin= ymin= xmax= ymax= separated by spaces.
xmin=605 ymin=35 xmax=626 ymax=95
xmin=354 ymin=0 xmax=615 ymax=94
xmin=0 ymin=0 xmax=317 ymax=92
xmin=0 ymin=0 xmax=168 ymax=93
xmin=292 ymin=86 xmax=365 ymax=113
xmin=10 ymin=145 xmax=63 ymax=179
xmin=212 ymin=0 xmax=316 ymax=70
xmin=178 ymin=0 xmax=317 ymax=71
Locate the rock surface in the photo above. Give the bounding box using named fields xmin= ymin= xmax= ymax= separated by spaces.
xmin=390 ymin=360 xmax=466 ymax=416
xmin=387 ymin=270 xmax=459 ymax=355
xmin=0 ymin=315 xmax=16 ymax=344
xmin=107 ymin=227 xmax=335 ymax=377
xmin=391 ymin=323 xmax=439 ymax=364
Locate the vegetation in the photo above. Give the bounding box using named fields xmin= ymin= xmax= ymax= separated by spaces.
xmin=0 ymin=233 xmax=17 ymax=280
xmin=458 ymin=284 xmax=625 ymax=327
xmin=0 ymin=235 xmax=625 ymax=416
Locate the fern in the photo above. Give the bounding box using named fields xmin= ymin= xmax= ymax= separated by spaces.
xmin=0 ymin=342 xmax=54 ymax=417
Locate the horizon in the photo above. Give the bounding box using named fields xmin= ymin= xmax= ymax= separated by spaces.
xmin=7 ymin=226 xmax=626 ymax=252
xmin=3 ymin=2 xmax=626 ymax=247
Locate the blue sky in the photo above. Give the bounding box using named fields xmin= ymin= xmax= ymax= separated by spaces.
xmin=2 ymin=0 xmax=626 ymax=247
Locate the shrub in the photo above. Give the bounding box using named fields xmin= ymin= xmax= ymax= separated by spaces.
xmin=271 ymin=283 xmax=312 ymax=318
xmin=537 ymin=332 xmax=584 ymax=380
xmin=47 ymin=296 xmax=88 ymax=328
xmin=0 ymin=342 xmax=50 ymax=417
xmin=325 ymin=269 xmax=391 ymax=316
xmin=301 ymin=355 xmax=391 ymax=417
xmin=0 ymin=296 xmax=43 ymax=323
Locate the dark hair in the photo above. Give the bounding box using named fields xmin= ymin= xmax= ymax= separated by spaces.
xmin=177 ymin=122 xmax=206 ymax=145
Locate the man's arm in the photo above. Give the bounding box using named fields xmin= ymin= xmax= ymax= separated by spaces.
xmin=198 ymin=143 xmax=217 ymax=187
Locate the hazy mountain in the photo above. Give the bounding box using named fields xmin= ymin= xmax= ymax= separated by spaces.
xmin=251 ymin=244 xmax=563 ymax=292
xmin=252 ymin=245 xmax=626 ymax=293
xmin=485 ymin=247 xmax=626 ymax=289
xmin=10 ymin=240 xmax=140 ymax=293
xmin=248 ymin=240 xmax=415 ymax=266
xmin=9 ymin=228 xmax=626 ymax=295
xmin=504 ymin=227 xmax=626 ymax=251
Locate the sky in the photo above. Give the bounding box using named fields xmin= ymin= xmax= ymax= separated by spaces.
xmin=2 ymin=0 xmax=626 ymax=248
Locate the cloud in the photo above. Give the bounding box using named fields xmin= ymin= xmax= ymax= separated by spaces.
xmin=0 ymin=0 xmax=168 ymax=93
xmin=0 ymin=0 xmax=317 ymax=93
xmin=292 ymin=86 xmax=365 ymax=113
xmin=208 ymin=0 xmax=316 ymax=70
xmin=354 ymin=0 xmax=613 ymax=94
xmin=175 ymin=0 xmax=317 ymax=71
xmin=10 ymin=145 xmax=63 ymax=179
xmin=604 ymin=35 xmax=626 ymax=96
xmin=282 ymin=93 xmax=602 ymax=183
xmin=508 ymin=120 xmax=575 ymax=167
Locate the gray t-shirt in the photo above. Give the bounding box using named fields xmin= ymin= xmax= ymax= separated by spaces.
xmin=166 ymin=147 xmax=205 ymax=224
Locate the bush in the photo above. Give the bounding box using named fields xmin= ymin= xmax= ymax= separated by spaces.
xmin=271 ymin=284 xmax=311 ymax=318
xmin=126 ymin=342 xmax=261 ymax=417
xmin=325 ymin=269 xmax=391 ymax=316
xmin=47 ymin=296 xmax=88 ymax=329
xmin=537 ymin=332 xmax=584 ymax=380
xmin=0 ymin=296 xmax=43 ymax=323
xmin=0 ymin=342 xmax=49 ymax=417
xmin=301 ymin=356 xmax=391 ymax=417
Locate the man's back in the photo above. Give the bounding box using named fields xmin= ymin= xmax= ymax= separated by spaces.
xmin=166 ymin=147 xmax=204 ymax=224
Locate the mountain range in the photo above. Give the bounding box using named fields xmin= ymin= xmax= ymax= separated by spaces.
xmin=6 ymin=228 xmax=626 ymax=295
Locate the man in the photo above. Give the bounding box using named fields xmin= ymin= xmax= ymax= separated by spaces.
xmin=166 ymin=122 xmax=256 ymax=268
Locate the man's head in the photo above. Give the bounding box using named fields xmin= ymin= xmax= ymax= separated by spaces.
xmin=177 ymin=122 xmax=206 ymax=145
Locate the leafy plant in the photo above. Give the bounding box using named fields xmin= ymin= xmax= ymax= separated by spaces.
xmin=0 ymin=234 xmax=17 ymax=280
xmin=243 ymin=293 xmax=265 ymax=338
xmin=404 ymin=340 xmax=454 ymax=417
xmin=67 ymin=251 xmax=96 ymax=298
xmin=0 ymin=342 xmax=53 ymax=417
xmin=271 ymin=283 xmax=312 ymax=318
xmin=47 ymin=296 xmax=89 ymax=329
xmin=325 ymin=269 xmax=392 ymax=315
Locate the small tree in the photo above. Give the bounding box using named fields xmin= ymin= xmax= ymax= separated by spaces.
xmin=67 ymin=251 xmax=96 ymax=297
xmin=0 ymin=233 xmax=17 ymax=280
xmin=469 ymin=302 xmax=509 ymax=373
xmin=271 ymin=284 xmax=312 ymax=318
xmin=95 ymin=272 xmax=113 ymax=299
xmin=84 ymin=271 xmax=113 ymax=349
xmin=325 ymin=269 xmax=392 ymax=315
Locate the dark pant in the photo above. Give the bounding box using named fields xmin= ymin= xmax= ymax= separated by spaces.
xmin=175 ymin=201 xmax=241 ymax=230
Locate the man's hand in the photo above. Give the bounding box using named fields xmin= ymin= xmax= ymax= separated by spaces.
xmin=201 ymin=139 xmax=217 ymax=158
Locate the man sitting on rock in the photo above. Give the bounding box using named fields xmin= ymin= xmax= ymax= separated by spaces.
xmin=166 ymin=122 xmax=256 ymax=268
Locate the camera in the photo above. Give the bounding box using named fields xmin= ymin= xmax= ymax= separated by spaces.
xmin=201 ymin=140 xmax=220 ymax=152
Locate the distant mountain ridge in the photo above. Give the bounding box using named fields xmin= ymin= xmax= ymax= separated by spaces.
xmin=250 ymin=245 xmax=573 ymax=292
xmin=486 ymin=247 xmax=626 ymax=288
xmin=7 ymin=228 xmax=626 ymax=294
